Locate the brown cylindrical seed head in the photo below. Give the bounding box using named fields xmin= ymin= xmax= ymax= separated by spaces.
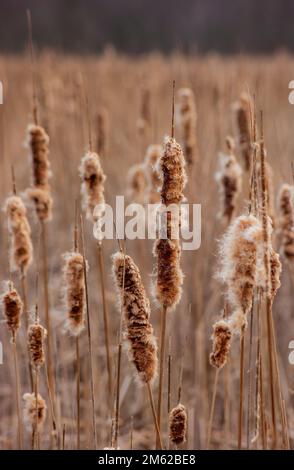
xmin=26 ymin=124 xmax=51 ymax=188
xmin=4 ymin=195 xmax=33 ymax=272
xmin=210 ymin=320 xmax=232 ymax=368
xmin=63 ymin=252 xmax=86 ymax=336
xmin=26 ymin=187 xmax=53 ymax=222
xmin=79 ymin=151 xmax=106 ymax=220
xmin=269 ymin=249 xmax=282 ymax=299
xmin=278 ymin=183 xmax=294 ymax=259
xmin=27 ymin=323 xmax=47 ymax=368
xmin=127 ymin=163 xmax=147 ymax=203
xmin=2 ymin=283 xmax=23 ymax=341
xmin=112 ymin=252 xmax=158 ymax=384
xmin=169 ymin=403 xmax=187 ymax=445
xmin=23 ymin=392 xmax=47 ymax=430
xmin=160 ymin=136 xmax=187 ymax=206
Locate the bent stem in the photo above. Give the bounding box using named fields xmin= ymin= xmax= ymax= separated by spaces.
xmin=238 ymin=326 xmax=245 ymax=450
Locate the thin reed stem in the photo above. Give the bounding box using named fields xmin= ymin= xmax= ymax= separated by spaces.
xmin=147 ymin=382 xmax=163 ymax=450
xmin=247 ymin=299 xmax=255 ymax=449
xmin=76 ymin=336 xmax=81 ymax=450
xmin=97 ymin=242 xmax=112 ymax=400
xmin=113 ymin=342 xmax=122 ymax=449
xmin=44 ymin=363 xmax=58 ymax=449
xmin=80 ymin=215 xmax=97 ymax=449
xmin=238 ymin=326 xmax=245 ymax=449
xmin=156 ymin=304 xmax=167 ymax=448
xmin=20 ymin=267 xmax=33 ymax=389
xmin=12 ymin=340 xmax=23 ymax=449
xmin=206 ymin=368 xmax=220 ymax=449
xmin=34 ymin=370 xmax=39 ymax=450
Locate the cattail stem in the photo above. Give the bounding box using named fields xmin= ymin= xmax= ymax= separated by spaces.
xmin=76 ymin=336 xmax=81 ymax=450
xmin=156 ymin=304 xmax=167 ymax=448
xmin=80 ymin=215 xmax=97 ymax=449
xmin=12 ymin=340 xmax=23 ymax=449
xmin=238 ymin=326 xmax=245 ymax=450
xmin=206 ymin=368 xmax=220 ymax=449
xmin=246 ymin=300 xmax=255 ymax=449
xmin=113 ymin=342 xmax=122 ymax=449
xmin=97 ymin=242 xmax=112 ymax=401
xmin=34 ymin=370 xmax=39 ymax=449
xmin=147 ymin=382 xmax=163 ymax=450
xmin=44 ymin=362 xmax=58 ymax=449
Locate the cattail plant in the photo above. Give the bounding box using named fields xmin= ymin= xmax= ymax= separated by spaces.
xmin=112 ymin=251 xmax=162 ymax=449
xmin=153 ymin=107 xmax=187 ymax=446
xmin=96 ymin=108 xmax=108 ymax=157
xmin=4 ymin=193 xmax=33 ymax=342
xmin=127 ymin=163 xmax=147 ymax=203
xmin=210 ymin=320 xmax=232 ymax=370
xmin=144 ymin=144 xmax=162 ymax=203
xmin=169 ymin=403 xmax=187 ymax=446
xmin=215 ymin=137 xmax=242 ymax=223
xmin=62 ymin=226 xmax=86 ymax=449
xmin=233 ymin=93 xmax=252 ymax=171
xmin=2 ymin=281 xmax=23 ymax=448
xmin=176 ymin=88 xmax=197 ymax=166
xmin=277 ymin=184 xmax=294 ymax=259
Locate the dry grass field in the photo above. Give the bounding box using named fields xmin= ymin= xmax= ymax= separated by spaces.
xmin=0 ymin=51 xmax=293 ymax=450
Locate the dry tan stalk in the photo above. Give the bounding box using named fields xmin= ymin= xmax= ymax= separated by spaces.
xmin=176 ymin=87 xmax=197 ymax=165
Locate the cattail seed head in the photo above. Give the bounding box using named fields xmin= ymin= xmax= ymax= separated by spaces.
xmin=269 ymin=249 xmax=282 ymax=299
xmin=112 ymin=252 xmax=158 ymax=384
xmin=127 ymin=163 xmax=147 ymax=203
xmin=26 ymin=124 xmax=51 ymax=188
xmin=215 ymin=137 xmax=242 ymax=223
xmin=4 ymin=195 xmax=33 ymax=272
xmin=278 ymin=183 xmax=294 ymax=259
xmin=219 ymin=215 xmax=263 ymax=317
xmin=27 ymin=323 xmax=47 ymax=369
xmin=153 ymin=236 xmax=183 ymax=309
xmin=23 ymin=392 xmax=47 ymax=430
xmin=2 ymin=282 xmax=23 ymax=341
xmin=160 ymin=136 xmax=187 ymax=206
xmin=210 ymin=319 xmax=232 ymax=368
xmin=233 ymin=93 xmax=252 ymax=171
xmin=176 ymin=88 xmax=197 ymax=165
xmin=26 ymin=187 xmax=53 ymax=222
xmin=144 ymin=144 xmax=162 ymax=203
xmin=169 ymin=403 xmax=187 ymax=445
xmin=63 ymin=252 xmax=86 ymax=336
xmin=79 ymin=151 xmax=106 ymax=220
